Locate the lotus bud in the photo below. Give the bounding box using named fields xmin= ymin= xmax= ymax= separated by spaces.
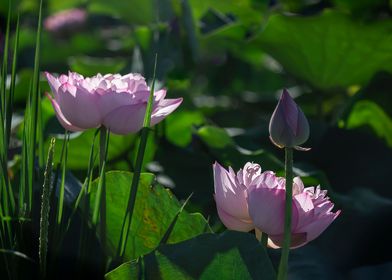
xmin=269 ymin=89 xmax=310 ymax=149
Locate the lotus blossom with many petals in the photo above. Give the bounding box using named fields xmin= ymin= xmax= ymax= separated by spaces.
xmin=45 ymin=71 xmax=183 ymax=134
xmin=213 ymin=162 xmax=340 ymax=248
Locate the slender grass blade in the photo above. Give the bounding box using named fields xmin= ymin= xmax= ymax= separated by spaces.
xmin=39 ymin=138 xmax=55 ymax=278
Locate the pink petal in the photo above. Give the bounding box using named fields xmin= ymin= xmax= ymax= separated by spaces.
xmin=102 ymin=103 xmax=146 ymax=135
xmin=45 ymin=72 xmax=61 ymax=97
xmin=216 ymin=205 xmax=253 ymax=232
xmin=122 ymin=74 xmax=148 ymax=92
xmin=241 ymin=162 xmax=262 ymax=187
xmin=228 ymin=166 xmax=237 ymax=180
xmin=59 ymin=74 xmax=68 ymax=84
xmin=314 ymin=200 xmax=334 ymax=215
xmin=296 ymin=210 xmax=341 ymax=242
xmin=293 ymin=177 xmax=305 ymax=195
xmin=154 ymin=89 xmax=167 ymax=102
xmin=213 ymin=162 xmax=249 ymax=220
xmin=57 ymin=84 xmax=101 ymax=129
xmin=46 ymin=93 xmax=84 ymax=132
xmin=251 ymin=171 xmax=280 ymax=189
xmin=98 ymin=91 xmax=149 ymax=117
xmin=247 ymin=187 xmax=286 ymax=235
xmin=150 ymin=98 xmax=183 ymax=126
xmin=292 ymin=192 xmax=315 ymax=231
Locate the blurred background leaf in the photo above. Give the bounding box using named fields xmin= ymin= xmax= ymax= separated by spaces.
xmin=256 ymin=11 xmax=392 ymax=90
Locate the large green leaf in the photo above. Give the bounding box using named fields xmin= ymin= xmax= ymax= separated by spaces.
xmin=89 ymin=171 xmax=210 ymax=260
xmin=105 ymin=231 xmax=276 ymax=280
xmin=257 ymin=11 xmax=392 ymax=90
xmin=346 ymin=100 xmax=392 ymax=147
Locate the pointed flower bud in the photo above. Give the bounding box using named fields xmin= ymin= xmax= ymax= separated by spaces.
xmin=269 ymin=89 xmax=310 ymax=148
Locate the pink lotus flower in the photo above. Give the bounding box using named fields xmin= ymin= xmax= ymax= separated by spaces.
xmin=45 ymin=71 xmax=183 ymax=134
xmin=213 ymin=162 xmax=340 ymax=248
xmin=44 ymin=8 xmax=87 ymax=33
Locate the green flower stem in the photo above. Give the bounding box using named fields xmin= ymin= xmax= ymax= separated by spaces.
xmin=93 ymin=126 xmax=110 ymax=225
xmin=277 ymin=147 xmax=293 ymax=280
xmin=99 ymin=126 xmax=107 ymax=171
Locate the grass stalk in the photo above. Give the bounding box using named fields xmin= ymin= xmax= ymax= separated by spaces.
xmin=53 ymin=131 xmax=98 ymax=258
xmin=117 ymin=55 xmax=158 ymax=260
xmin=3 ymin=14 xmax=20 ymax=220
xmin=39 ymin=138 xmax=55 ymax=278
xmin=1 ymin=2 xmax=11 ymax=120
xmin=5 ymin=14 xmax=19 ymax=151
xmin=0 ymin=4 xmax=16 ymax=261
xmin=27 ymin=0 xmax=43 ymax=214
xmin=159 ymin=193 xmax=193 ymax=245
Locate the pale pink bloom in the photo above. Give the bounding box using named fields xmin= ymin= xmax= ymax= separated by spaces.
xmin=247 ymin=175 xmax=340 ymax=248
xmin=213 ymin=162 xmax=262 ymax=232
xmin=45 ymin=71 xmax=182 ymax=134
xmin=44 ymin=8 xmax=87 ymax=32
xmin=213 ymin=162 xmax=340 ymax=248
